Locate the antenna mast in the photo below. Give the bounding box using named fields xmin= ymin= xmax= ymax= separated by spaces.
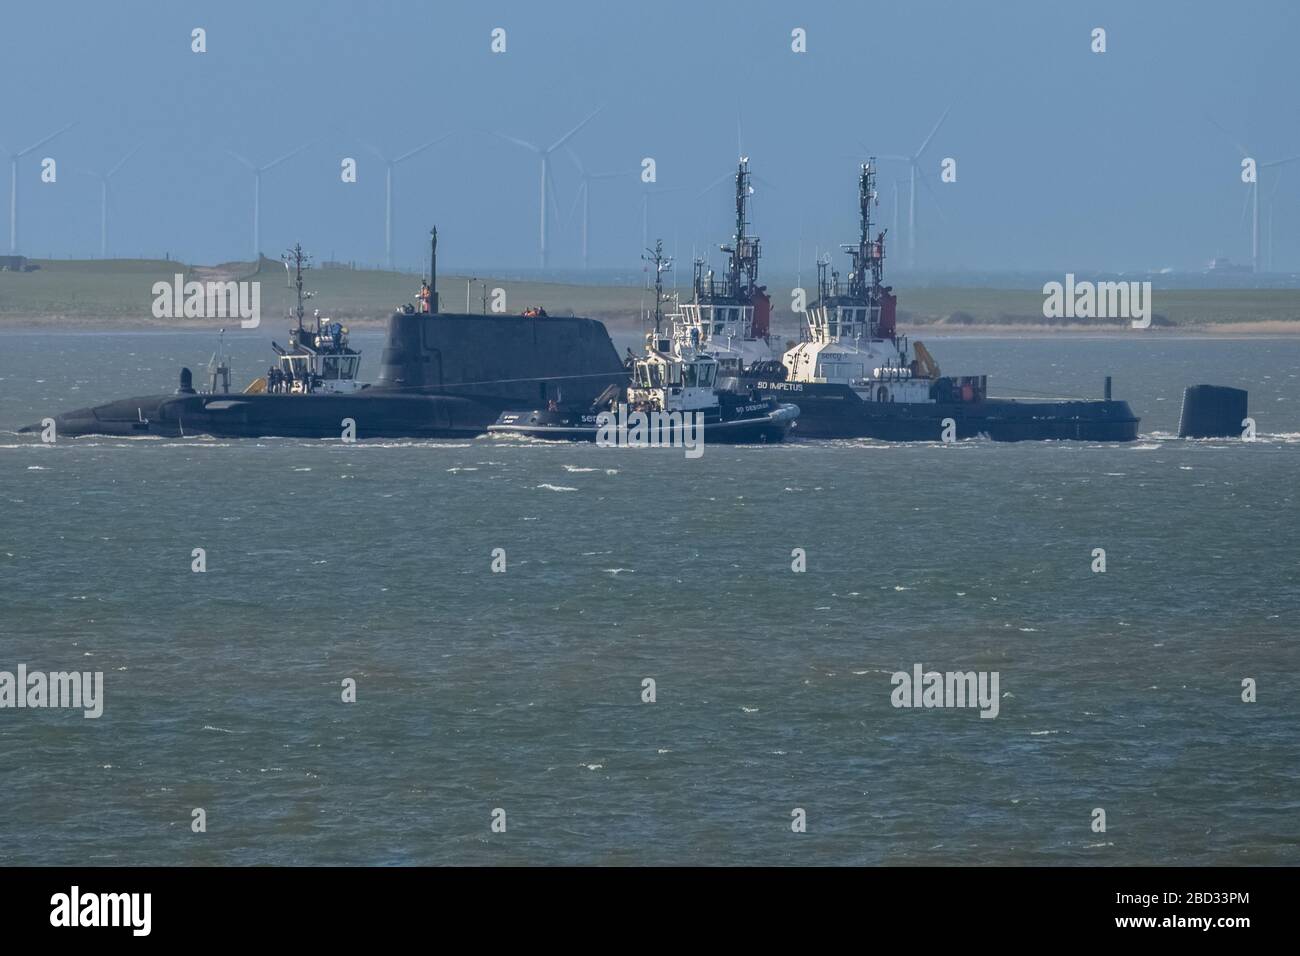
xmin=282 ymin=243 xmax=312 ymax=330
xmin=723 ymin=158 xmax=760 ymax=296
xmin=428 ymin=226 xmax=439 ymax=314
xmin=642 ymin=239 xmax=673 ymax=334
xmin=845 ymin=160 xmax=884 ymax=299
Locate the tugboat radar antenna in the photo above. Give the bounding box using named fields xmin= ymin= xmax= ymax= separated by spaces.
xmin=281 ymin=243 xmax=313 ymax=330
xmin=844 ymin=160 xmax=884 ymax=299
xmin=642 ymin=239 xmax=673 ymax=334
xmin=723 ymin=158 xmax=761 ymax=296
xmin=860 ymin=162 xmax=873 ymax=252
xmin=207 ymin=327 xmax=232 ymax=395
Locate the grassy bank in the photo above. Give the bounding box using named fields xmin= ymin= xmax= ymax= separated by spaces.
xmin=3 ymin=258 xmax=1300 ymax=333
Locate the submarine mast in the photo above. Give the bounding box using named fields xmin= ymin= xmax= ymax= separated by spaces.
xmin=428 ymin=227 xmax=439 ymax=314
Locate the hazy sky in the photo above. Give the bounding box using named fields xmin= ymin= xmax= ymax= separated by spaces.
xmin=2 ymin=0 xmax=1297 ymax=275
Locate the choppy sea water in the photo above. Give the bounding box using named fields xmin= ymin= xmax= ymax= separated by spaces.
xmin=1 ymin=331 xmax=1298 ymax=865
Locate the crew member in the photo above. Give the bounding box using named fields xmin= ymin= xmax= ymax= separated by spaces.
xmin=417 ymin=281 xmax=432 ymax=313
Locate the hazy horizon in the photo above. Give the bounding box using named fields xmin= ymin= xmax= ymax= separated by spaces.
xmin=3 ymin=0 xmax=1298 ymax=276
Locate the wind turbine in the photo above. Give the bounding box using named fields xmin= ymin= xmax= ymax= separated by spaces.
xmin=76 ymin=146 xmax=140 ymax=258
xmin=695 ymin=159 xmax=776 ymax=249
xmin=641 ymin=185 xmax=690 ymax=253
xmin=361 ymin=134 xmax=454 ymax=270
xmin=1265 ymin=170 xmax=1285 ymax=271
xmin=697 ymin=169 xmax=736 ymax=244
xmin=877 ymin=105 xmax=951 ymax=269
xmin=226 ymin=142 xmax=314 ymax=262
xmin=492 ymin=106 xmax=602 ymax=269
xmin=3 ymin=122 xmax=75 ymax=254
xmin=564 ymin=146 xmax=635 ymax=270
xmin=698 ymin=161 xmax=779 ymax=200
xmin=892 ymin=179 xmax=901 ymax=248
xmin=1206 ymin=115 xmax=1300 ymax=273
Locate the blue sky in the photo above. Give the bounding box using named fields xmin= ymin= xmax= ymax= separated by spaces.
xmin=2 ymin=0 xmax=1297 ymax=274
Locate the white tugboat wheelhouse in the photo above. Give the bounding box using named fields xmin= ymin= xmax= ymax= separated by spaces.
xmin=267 ymin=244 xmax=363 ymax=395
xmin=669 ymin=158 xmax=780 ymax=375
xmin=628 ymin=331 xmax=720 ymax=413
xmin=781 ymin=159 xmax=943 ymax=405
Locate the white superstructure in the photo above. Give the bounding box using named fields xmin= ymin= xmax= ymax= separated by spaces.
xmin=629 ymin=330 xmax=721 ymax=413
xmin=670 ymin=293 xmax=779 ymax=375
xmin=778 ymin=159 xmax=941 ymax=405
xmin=667 ymin=159 xmax=781 ymax=375
xmin=783 ymin=287 xmax=931 ymax=404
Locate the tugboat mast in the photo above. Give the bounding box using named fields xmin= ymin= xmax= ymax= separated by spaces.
xmin=727 ymin=158 xmax=759 ymax=294
xmin=282 ymin=243 xmax=312 ymax=331
xmin=815 ymin=159 xmax=889 ymax=334
xmin=845 ymin=159 xmax=885 ymax=300
xmin=642 ymin=239 xmax=673 ymax=333
xmin=694 ymin=158 xmax=761 ymax=300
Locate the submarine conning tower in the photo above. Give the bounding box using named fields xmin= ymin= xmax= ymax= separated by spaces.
xmin=374 ymin=310 xmax=628 ymax=406
xmin=1178 ymin=384 xmax=1249 ymax=438
xmin=374 ymin=225 xmax=626 ymax=406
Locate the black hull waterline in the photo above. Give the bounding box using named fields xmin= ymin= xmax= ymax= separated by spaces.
xmin=752 ymin=387 xmax=1139 ymax=442
xmin=27 ymin=391 xmax=507 ymax=440
xmin=489 ymin=405 xmax=798 ymax=444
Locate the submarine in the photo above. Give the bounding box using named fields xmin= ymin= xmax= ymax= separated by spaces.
xmin=25 ymin=233 xmax=630 ymax=441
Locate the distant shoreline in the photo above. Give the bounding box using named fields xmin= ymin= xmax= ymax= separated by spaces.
xmin=5 ymin=316 xmax=1300 ymax=337
xmin=4 ymin=258 xmax=1300 ymax=333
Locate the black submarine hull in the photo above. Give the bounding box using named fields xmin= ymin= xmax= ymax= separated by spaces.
xmin=748 ymin=382 xmax=1139 ymax=441
xmin=30 ymin=391 xmax=493 ymax=440
xmin=28 ymin=310 xmax=631 ymax=439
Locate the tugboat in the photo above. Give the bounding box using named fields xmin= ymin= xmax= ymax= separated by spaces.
xmin=488 ymin=241 xmax=798 ymax=444
xmin=25 ymin=228 xmax=630 ymax=439
xmin=256 ymin=244 xmax=363 ymax=395
xmin=739 ymin=160 xmax=1140 ymax=441
xmin=670 ymin=158 xmax=782 ymax=379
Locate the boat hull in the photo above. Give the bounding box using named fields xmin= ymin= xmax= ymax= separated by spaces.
xmin=750 ymin=382 xmax=1139 ymax=441
xmin=489 ymin=403 xmax=799 ymax=444
xmin=25 ymin=391 xmax=500 ymax=440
